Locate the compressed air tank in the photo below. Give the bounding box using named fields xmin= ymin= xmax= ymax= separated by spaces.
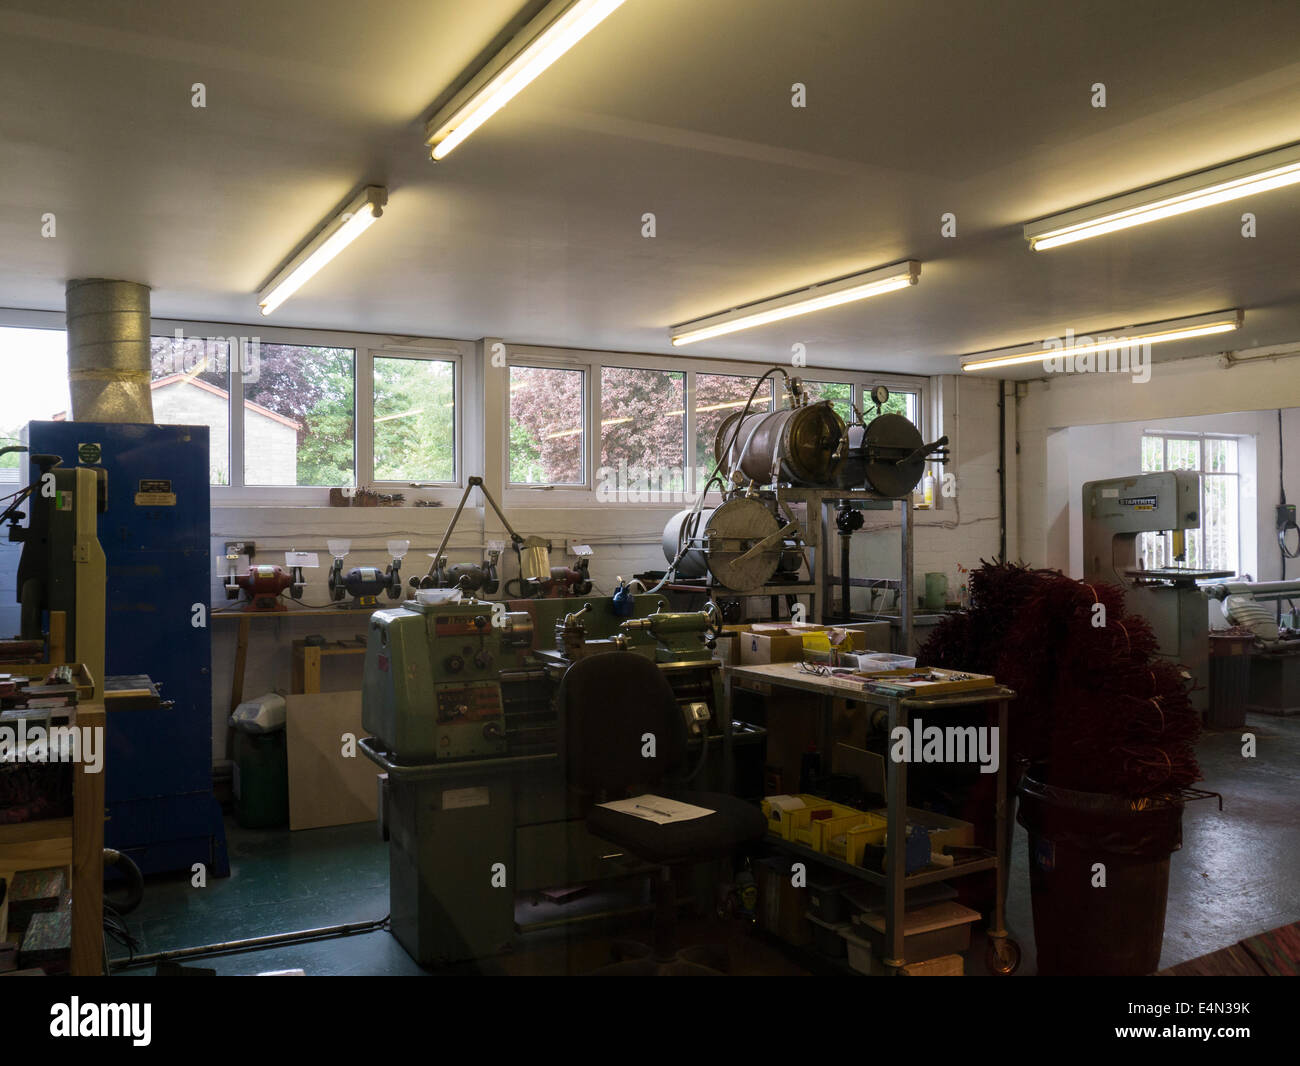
xmin=713 ymin=401 xmax=845 ymax=487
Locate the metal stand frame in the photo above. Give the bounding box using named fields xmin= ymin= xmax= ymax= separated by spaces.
xmin=775 ymin=488 xmax=913 ymax=653
xmin=723 ymin=664 xmax=1019 ymax=974
xmin=661 ymin=488 xmax=915 ymax=644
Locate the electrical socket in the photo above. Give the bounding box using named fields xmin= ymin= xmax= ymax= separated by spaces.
xmin=225 ymin=540 xmax=255 ymax=560
xmin=1278 ymin=504 xmax=1296 ymax=532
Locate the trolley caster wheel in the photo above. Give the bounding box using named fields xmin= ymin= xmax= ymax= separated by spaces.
xmin=986 ymin=937 xmax=1021 ymax=975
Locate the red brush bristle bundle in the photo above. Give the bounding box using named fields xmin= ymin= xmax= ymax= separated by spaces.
xmin=920 ymin=561 xmax=1201 ymax=796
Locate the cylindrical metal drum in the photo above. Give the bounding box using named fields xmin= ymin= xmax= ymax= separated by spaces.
xmin=860 ymin=413 xmax=927 ymax=498
xmin=662 ymin=498 xmax=790 ymax=592
xmin=714 ymin=401 xmax=845 ymax=486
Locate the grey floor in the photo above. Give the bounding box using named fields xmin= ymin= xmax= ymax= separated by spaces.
xmin=106 ymin=712 xmax=1299 ymax=976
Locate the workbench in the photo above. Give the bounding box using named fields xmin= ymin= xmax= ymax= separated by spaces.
xmin=725 ymin=661 xmax=1019 ymax=974
xmin=0 ymin=703 xmax=105 ymax=976
xmin=291 ymin=638 xmax=368 ymax=695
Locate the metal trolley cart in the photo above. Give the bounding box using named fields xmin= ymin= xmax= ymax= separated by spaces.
xmin=726 ymin=662 xmax=1021 ymax=975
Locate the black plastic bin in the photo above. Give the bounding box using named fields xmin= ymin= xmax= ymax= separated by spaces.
xmin=1208 ymin=634 xmax=1252 ymax=728
xmin=1017 ymin=771 xmax=1183 ymax=975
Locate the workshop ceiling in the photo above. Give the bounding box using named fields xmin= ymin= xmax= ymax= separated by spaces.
xmin=3 ymin=0 xmax=1300 ymax=374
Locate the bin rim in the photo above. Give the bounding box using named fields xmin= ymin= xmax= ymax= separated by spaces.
xmin=1019 ymin=767 xmax=1186 ymax=814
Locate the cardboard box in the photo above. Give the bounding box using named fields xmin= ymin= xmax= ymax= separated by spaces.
xmin=756 ymin=856 xmax=810 ymax=947
xmin=868 ymin=806 xmax=975 ymax=851
xmin=856 ymin=901 xmax=980 ymax=962
xmin=734 ymin=623 xmax=888 ymax=666
xmin=900 ymin=953 xmax=965 ymax=976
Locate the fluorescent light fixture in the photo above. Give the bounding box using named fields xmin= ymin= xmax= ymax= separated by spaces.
xmin=1025 ymin=143 xmax=1300 ymax=250
xmin=960 ymin=310 xmax=1243 ymax=373
xmin=426 ymin=0 xmax=627 ymax=161
xmin=670 ymin=261 xmax=921 ymax=347
xmin=258 ymin=186 xmax=387 ymax=316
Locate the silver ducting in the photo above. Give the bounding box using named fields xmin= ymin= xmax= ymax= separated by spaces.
xmin=66 ymin=278 xmax=154 ymax=423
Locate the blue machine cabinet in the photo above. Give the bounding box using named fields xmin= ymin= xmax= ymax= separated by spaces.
xmin=28 ymin=421 xmax=229 ymax=877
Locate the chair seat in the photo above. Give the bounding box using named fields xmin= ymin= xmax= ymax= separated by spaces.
xmin=587 ymin=791 xmax=767 ymax=865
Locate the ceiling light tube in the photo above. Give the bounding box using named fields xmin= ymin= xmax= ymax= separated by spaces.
xmin=1024 ymin=143 xmax=1300 ymax=250
xmin=670 ymin=261 xmax=920 ymax=347
xmin=960 ymin=310 xmax=1243 ymax=372
xmin=258 ymin=186 xmax=387 ymax=316
xmin=426 ymin=0 xmax=627 ymax=161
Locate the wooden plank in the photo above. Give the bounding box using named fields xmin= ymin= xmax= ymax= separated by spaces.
xmin=302 ymin=646 xmax=321 ymax=695
xmin=0 ymin=845 xmax=72 ymax=946
xmin=230 ymin=617 xmax=251 ymax=712
xmin=0 ymin=819 xmax=73 ymax=848
xmin=70 ymin=704 xmax=105 ymax=976
xmin=226 ymin=616 xmax=252 ymax=761
xmin=285 ymin=691 xmax=378 ymax=831
xmin=47 ymin=612 xmax=67 ymax=665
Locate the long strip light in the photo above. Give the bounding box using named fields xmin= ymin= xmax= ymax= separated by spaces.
xmin=960 ymin=310 xmax=1243 ymax=373
xmin=671 ymin=261 xmax=921 ymax=347
xmin=1025 ymin=143 xmax=1300 ymax=250
xmin=427 ymin=0 xmax=627 ymax=161
xmin=258 ymin=187 xmax=387 ymax=316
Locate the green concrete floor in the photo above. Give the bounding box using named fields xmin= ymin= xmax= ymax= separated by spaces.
xmin=107 ymin=712 xmax=1299 ymax=976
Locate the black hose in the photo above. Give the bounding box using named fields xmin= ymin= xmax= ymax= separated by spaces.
xmin=103 ymin=848 xmax=144 ymax=915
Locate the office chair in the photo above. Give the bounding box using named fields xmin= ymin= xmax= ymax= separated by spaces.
xmin=560 ymin=651 xmax=766 ymax=975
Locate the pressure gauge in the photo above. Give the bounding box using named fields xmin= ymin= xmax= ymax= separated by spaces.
xmin=871 ymin=385 xmax=890 ymax=408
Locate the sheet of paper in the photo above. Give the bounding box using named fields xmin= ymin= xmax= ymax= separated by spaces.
xmin=598 ymin=794 xmax=715 ymax=825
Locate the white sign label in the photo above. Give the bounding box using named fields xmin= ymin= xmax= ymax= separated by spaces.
xmin=442 ymin=787 xmax=490 ymax=810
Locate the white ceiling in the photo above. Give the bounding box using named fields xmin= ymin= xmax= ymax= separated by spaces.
xmin=3 ymin=0 xmax=1300 ymax=375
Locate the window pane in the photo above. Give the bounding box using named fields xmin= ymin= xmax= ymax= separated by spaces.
xmin=509 ymin=366 xmax=584 ymax=485
xmin=0 ymin=328 xmax=70 ymax=484
xmin=599 ymin=367 xmax=685 ymax=498
xmin=1203 ymin=474 xmax=1238 ymax=572
xmin=1166 ymin=438 xmax=1200 ymax=471
xmin=373 ymin=357 xmax=455 ymax=482
xmin=1204 ymin=438 xmax=1237 ymax=474
xmin=863 ymin=387 xmax=919 ymax=427
xmin=243 ymin=344 xmax=355 ymax=486
xmin=694 ymin=373 xmax=773 ymax=475
xmin=1140 ymin=435 xmax=1163 ymax=472
xmin=784 ymin=380 xmax=853 ymax=423
xmin=150 ymin=335 xmax=232 ymax=485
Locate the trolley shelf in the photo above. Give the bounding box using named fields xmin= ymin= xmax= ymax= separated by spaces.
xmin=764 ymin=836 xmax=999 ymax=888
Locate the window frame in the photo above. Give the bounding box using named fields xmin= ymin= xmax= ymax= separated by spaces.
xmin=501 ymin=343 xmax=927 ymax=508
xmin=0 ymin=311 xmax=473 ymax=506
xmin=367 ymin=345 xmax=463 ymax=493
xmin=505 ymin=356 xmax=590 ymax=489
xmin=1 ymin=309 xmax=926 ymax=510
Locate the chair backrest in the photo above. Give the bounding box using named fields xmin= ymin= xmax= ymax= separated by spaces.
xmin=559 ymin=651 xmax=688 ymax=795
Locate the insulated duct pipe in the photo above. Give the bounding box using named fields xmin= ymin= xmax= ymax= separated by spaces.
xmin=1202 ymin=580 xmax=1300 ymax=602
xmin=66 ymin=278 xmax=154 ymax=423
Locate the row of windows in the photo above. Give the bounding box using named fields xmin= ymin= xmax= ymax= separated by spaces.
xmin=508 ymin=365 xmax=916 ymax=489
xmin=1 ymin=323 xmax=921 ymax=498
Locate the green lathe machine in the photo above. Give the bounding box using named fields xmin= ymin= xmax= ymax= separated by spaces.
xmin=360 ymin=590 xmax=754 ymax=966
